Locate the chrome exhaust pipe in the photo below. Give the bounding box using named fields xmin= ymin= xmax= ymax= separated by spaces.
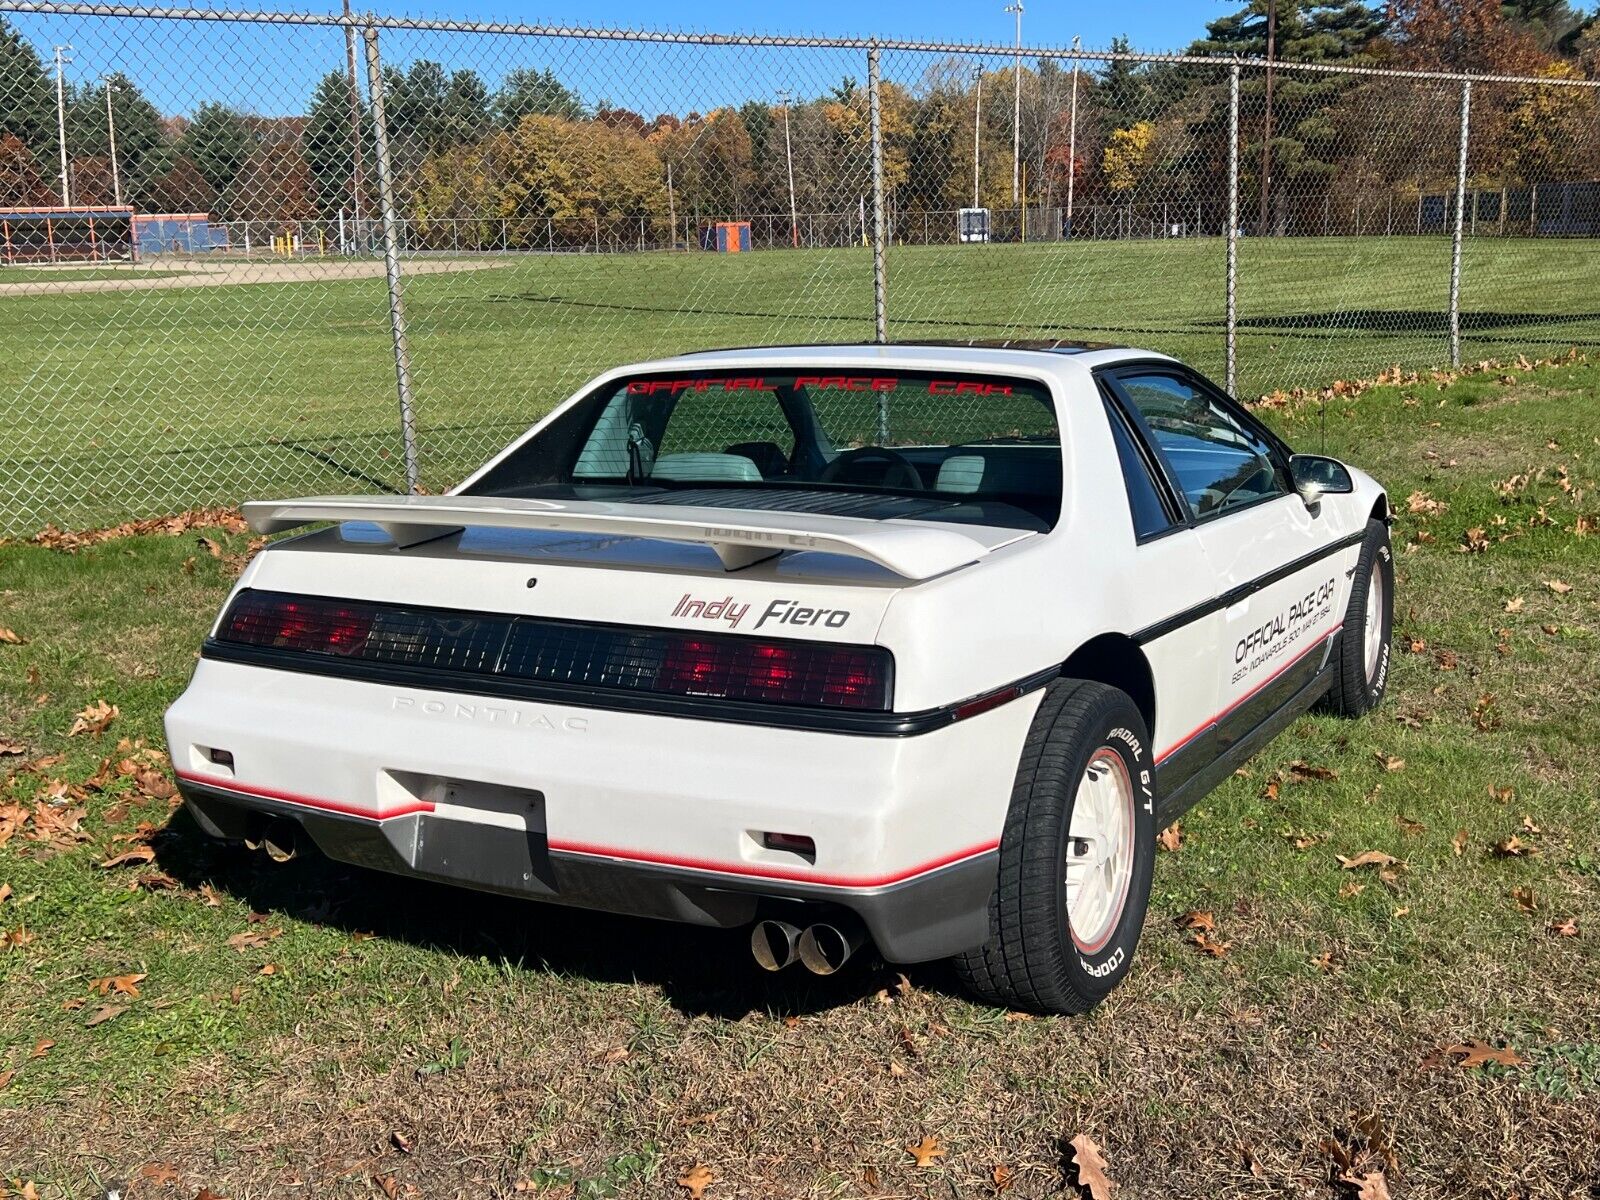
xmin=750 ymin=920 xmax=803 ymax=971
xmin=797 ymin=921 xmax=865 ymax=976
xmin=261 ymin=818 xmax=298 ymax=863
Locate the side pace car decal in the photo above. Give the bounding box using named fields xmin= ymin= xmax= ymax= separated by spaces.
xmin=1231 ymin=576 xmax=1337 ymax=686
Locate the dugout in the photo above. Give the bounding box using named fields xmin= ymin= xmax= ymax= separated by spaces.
xmin=712 ymin=221 xmax=751 ymax=252
xmin=134 ymin=212 xmax=228 ymax=256
xmin=0 ymin=205 xmax=134 ymax=264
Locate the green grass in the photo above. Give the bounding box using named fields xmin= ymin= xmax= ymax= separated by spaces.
xmin=2 ymin=363 xmax=1598 ymax=1197
xmin=0 ymin=266 xmax=181 ymax=283
xmin=2 ymin=235 xmax=1598 ymax=534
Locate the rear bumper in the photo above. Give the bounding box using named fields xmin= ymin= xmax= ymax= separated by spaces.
xmin=179 ymin=777 xmax=997 ymax=962
xmin=166 ymin=658 xmax=1038 ymax=962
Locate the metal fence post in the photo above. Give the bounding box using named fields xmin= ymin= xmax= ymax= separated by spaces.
xmin=868 ymin=43 xmax=888 ymax=350
xmin=362 ymin=24 xmax=420 ymax=494
xmin=1226 ymin=64 xmax=1240 ymax=397
xmin=1449 ymin=79 xmax=1471 ymax=370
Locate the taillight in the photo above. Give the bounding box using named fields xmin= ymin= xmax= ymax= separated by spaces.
xmin=215 ymin=590 xmax=892 ymax=710
xmin=222 ymin=592 xmax=373 ymax=657
xmin=658 ymin=633 xmax=887 ymax=709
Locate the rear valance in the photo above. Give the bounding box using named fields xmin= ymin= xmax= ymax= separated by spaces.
xmin=242 ymin=494 xmax=1000 ymax=580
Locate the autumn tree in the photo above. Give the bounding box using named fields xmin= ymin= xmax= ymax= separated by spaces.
xmin=0 ymin=131 xmax=53 ymax=206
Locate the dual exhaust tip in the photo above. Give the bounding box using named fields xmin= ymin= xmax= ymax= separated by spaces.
xmin=244 ymin=817 xmax=299 ymax=863
xmin=750 ymin=918 xmax=864 ymax=975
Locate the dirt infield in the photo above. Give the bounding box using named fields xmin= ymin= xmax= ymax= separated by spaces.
xmin=0 ymin=255 xmax=506 ymax=295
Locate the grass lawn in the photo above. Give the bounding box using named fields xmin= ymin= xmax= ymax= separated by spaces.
xmin=2 ymin=361 xmax=1598 ymax=1197
xmin=2 ymin=235 xmax=1598 ymax=534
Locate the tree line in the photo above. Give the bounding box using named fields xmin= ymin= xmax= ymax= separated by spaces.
xmin=2 ymin=0 xmax=1598 ymax=243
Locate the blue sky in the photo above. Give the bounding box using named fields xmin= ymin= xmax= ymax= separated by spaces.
xmin=12 ymin=0 xmax=1224 ymax=119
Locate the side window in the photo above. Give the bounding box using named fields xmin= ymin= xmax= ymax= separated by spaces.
xmin=1116 ymin=373 xmax=1286 ymax=519
xmin=1104 ymin=397 xmax=1176 ymax=540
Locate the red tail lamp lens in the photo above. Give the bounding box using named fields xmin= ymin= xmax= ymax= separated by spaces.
xmin=657 ymin=633 xmax=887 ymax=709
xmin=224 ymin=594 xmax=373 ymax=656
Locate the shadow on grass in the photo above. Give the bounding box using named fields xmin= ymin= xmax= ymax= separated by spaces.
xmin=1212 ymin=307 xmax=1600 ymax=333
xmin=154 ymin=806 xmax=962 ymax=1020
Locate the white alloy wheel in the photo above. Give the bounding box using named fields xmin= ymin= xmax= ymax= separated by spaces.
xmin=1065 ymin=748 xmax=1136 ymax=953
xmin=1363 ymin=560 xmax=1385 ymax=685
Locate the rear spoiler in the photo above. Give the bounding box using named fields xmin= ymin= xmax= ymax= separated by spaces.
xmin=241 ymin=494 xmax=997 ymax=581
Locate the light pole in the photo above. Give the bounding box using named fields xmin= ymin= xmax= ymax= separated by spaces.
xmin=1005 ymin=2 xmax=1023 ymax=206
xmin=1066 ymin=35 xmax=1081 ymax=238
xmin=1259 ymin=0 xmax=1277 ymax=236
xmin=778 ymin=89 xmax=798 ymax=248
xmin=98 ymin=76 xmax=122 ymax=207
xmin=342 ymin=0 xmax=365 ymax=247
xmin=53 ymin=44 xmax=73 ymax=206
xmin=972 ymin=66 xmax=983 ymax=209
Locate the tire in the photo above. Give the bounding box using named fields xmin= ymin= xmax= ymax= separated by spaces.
xmin=1319 ymin=518 xmax=1394 ymax=718
xmin=953 ymin=679 xmax=1156 ymax=1015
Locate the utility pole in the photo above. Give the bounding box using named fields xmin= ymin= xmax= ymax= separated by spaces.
xmin=53 ymin=44 xmax=73 ymax=207
xmin=778 ymin=89 xmax=799 ymax=248
xmin=343 ymin=0 xmax=365 ymax=246
xmin=1258 ymin=0 xmax=1277 ymax=236
xmin=1005 ymin=2 xmax=1023 ymax=205
xmin=98 ymin=76 xmax=122 ymax=207
xmin=1066 ymin=34 xmax=1081 ymax=237
xmin=972 ymin=66 xmax=983 ymax=209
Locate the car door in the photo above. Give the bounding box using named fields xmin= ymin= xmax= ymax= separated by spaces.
xmin=1096 ymin=386 xmax=1220 ymax=798
xmin=1108 ymin=366 xmax=1354 ymax=760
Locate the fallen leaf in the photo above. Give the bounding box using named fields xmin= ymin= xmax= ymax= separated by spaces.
xmin=85 ymin=1003 xmax=125 ymax=1027
xmin=991 ymin=1163 xmax=1016 ymax=1192
xmin=1068 ymin=1133 xmax=1115 ymax=1200
xmin=1451 ymin=829 xmax=1469 ymax=856
xmin=1502 ymin=596 xmax=1524 ymax=613
xmin=198 ymin=884 xmax=223 ymax=907
xmin=1310 ymin=950 xmax=1338 ymax=972
xmin=596 ymin=1045 xmax=629 ymax=1063
xmin=90 ymin=972 xmax=147 ymax=998
xmin=198 ymin=535 xmax=224 ymax=558
xmin=0 ymin=884 xmax=11 ymax=904
xmin=905 ymin=1135 xmax=946 ymax=1168
xmin=1337 ymin=850 xmax=1399 ymax=870
xmin=0 ymin=1069 xmax=13 ymax=1090
xmin=258 ymin=963 xmax=277 ymax=976
xmin=29 ymin=1038 xmax=53 ymax=1059
xmin=97 ymin=844 xmax=156 ymax=869
xmin=1189 ymin=931 xmax=1231 ymax=958
xmin=1544 ymin=579 xmax=1573 ymax=594
xmin=1489 ymin=784 xmax=1515 ymax=804
xmin=1512 ymin=887 xmax=1539 ymax=914
xmin=138 ymin=1163 xmax=180 ymax=1187
xmin=1338 ymin=1169 xmax=1392 ymax=1200
xmin=678 ymin=1162 xmax=715 ymax=1198
xmin=1288 ymin=760 xmax=1338 ymax=782
xmin=1395 ymin=815 xmax=1426 ymax=835
xmin=372 ymin=1175 xmax=398 ymax=1200
xmin=1493 ymin=835 xmax=1536 ymax=858
xmin=1521 ymin=814 xmax=1542 ymax=835
xmin=1157 ymin=822 xmax=1183 ymax=852
xmin=195 ymin=1188 xmax=230 ymax=1200
xmin=1339 ymin=882 xmax=1366 ymax=899
xmin=1376 ymin=753 xmax=1406 ymax=773
xmin=1548 ymin=916 xmax=1580 ymax=937
xmin=67 ymin=699 xmax=119 ymax=737
xmin=1430 ymin=1039 xmax=1526 ymax=1069
xmin=0 ymin=628 xmax=26 ymax=645
xmin=1176 ymin=910 xmax=1215 ymax=933
xmin=227 ymin=928 xmax=283 ymax=951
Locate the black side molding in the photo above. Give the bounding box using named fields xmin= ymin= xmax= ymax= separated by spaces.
xmin=1133 ymin=530 xmax=1366 ymax=646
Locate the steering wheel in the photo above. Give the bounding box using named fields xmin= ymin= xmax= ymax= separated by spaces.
xmin=819 ymin=446 xmax=924 ymax=491
xmin=1203 ymin=458 xmax=1277 ymax=515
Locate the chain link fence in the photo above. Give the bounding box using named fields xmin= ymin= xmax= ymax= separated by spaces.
xmin=2 ymin=2 xmax=1598 ymax=534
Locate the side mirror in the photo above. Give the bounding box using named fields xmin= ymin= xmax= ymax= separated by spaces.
xmin=1289 ymin=454 xmax=1354 ymax=509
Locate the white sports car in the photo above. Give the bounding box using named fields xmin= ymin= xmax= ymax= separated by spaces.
xmin=166 ymin=342 xmax=1392 ymax=1014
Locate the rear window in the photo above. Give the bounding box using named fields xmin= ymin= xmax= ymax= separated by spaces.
xmin=468 ymin=369 xmax=1064 ymax=531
